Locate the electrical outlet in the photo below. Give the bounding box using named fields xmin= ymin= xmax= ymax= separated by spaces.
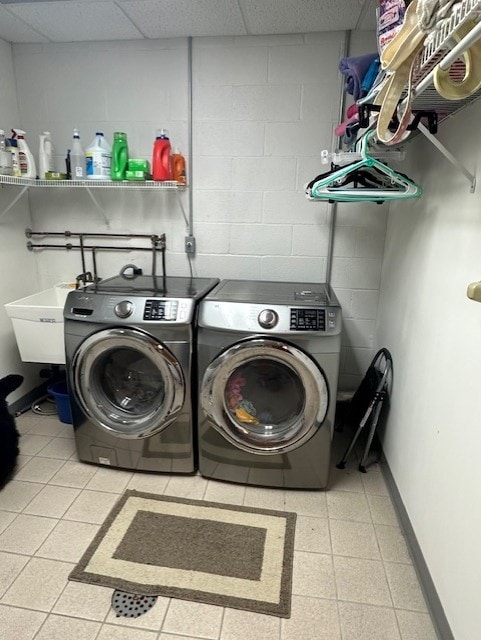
xmin=185 ymin=235 xmax=196 ymax=254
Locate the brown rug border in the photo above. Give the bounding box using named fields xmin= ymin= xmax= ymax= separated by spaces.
xmin=69 ymin=489 xmax=297 ymax=618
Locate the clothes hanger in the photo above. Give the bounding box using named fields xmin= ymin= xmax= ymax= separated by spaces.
xmin=306 ymin=130 xmax=423 ymax=202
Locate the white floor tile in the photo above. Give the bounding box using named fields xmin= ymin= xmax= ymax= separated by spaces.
xmin=35 ymin=519 xmax=100 ymax=563
xmin=126 ymin=472 xmax=170 ymax=494
xmin=384 ymin=563 xmax=428 ymax=612
xmin=18 ymin=433 xmax=54 ymax=456
xmin=338 ymin=601 xmax=401 ymax=640
xmin=295 ymin=516 xmax=331 ymax=554
xmin=0 ymin=603 xmax=46 ymax=639
xmin=0 ymin=551 xmax=30 ymax=597
xmin=23 ymin=484 xmax=81 ymax=518
xmin=330 ymin=519 xmax=380 ymax=560
xmin=53 ymin=580 xmax=112 ymax=621
xmin=63 ymin=489 xmax=120 ymax=524
xmin=292 ymin=551 xmax=336 ymax=599
xmin=284 ymin=490 xmax=327 ymax=518
xmin=14 ymin=456 xmax=66 ymax=483
xmin=0 ymin=513 xmax=57 ymax=554
xmin=327 ymin=490 xmax=372 ymax=523
xmin=49 ymin=460 xmax=98 ymax=488
xmin=164 ymin=474 xmax=209 ymax=500
xmin=36 ymin=437 xmax=77 ymax=459
xmin=281 ymin=595 xmax=341 ymax=639
xmin=334 ymin=556 xmax=392 ymax=607
xmin=1 ymin=557 xmax=72 ymax=611
xmin=84 ymin=467 xmax=134 ymax=493
xmin=33 ymin=613 xmax=101 ymax=640
xmin=96 ymin=624 xmax=159 ymax=639
xmin=0 ymin=510 xmax=18 ymax=534
xmin=375 ymin=525 xmax=412 ymax=564
xmin=162 ymin=598 xmax=224 ymax=638
xmin=104 ymin=595 xmax=169 ymax=631
xmin=0 ymin=480 xmax=43 ymax=512
xmin=396 ymin=609 xmax=438 ymax=640
xmin=221 ymin=607 xmax=281 ymax=640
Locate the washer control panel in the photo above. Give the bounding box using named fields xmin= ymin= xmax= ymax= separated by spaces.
xmin=143 ymin=299 xmax=179 ymax=321
xmin=290 ymin=308 xmax=325 ymax=331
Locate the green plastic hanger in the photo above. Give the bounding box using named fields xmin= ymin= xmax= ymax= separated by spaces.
xmin=306 ymin=130 xmax=422 ymax=202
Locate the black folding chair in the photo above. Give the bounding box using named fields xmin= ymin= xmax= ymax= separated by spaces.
xmin=336 ymin=348 xmax=393 ymax=473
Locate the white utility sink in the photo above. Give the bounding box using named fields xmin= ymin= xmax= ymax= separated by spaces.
xmin=5 ymin=283 xmax=75 ymax=364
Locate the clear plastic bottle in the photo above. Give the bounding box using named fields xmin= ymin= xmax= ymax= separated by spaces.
xmin=38 ymin=131 xmax=54 ymax=179
xmin=85 ymin=131 xmax=111 ymax=180
xmin=171 ymin=148 xmax=186 ymax=184
xmin=70 ymin=129 xmax=85 ymax=180
xmin=111 ymin=131 xmax=128 ymax=181
xmin=13 ymin=129 xmax=36 ymax=178
xmin=152 ymin=129 xmax=172 ymax=181
xmin=0 ymin=129 xmax=13 ymax=176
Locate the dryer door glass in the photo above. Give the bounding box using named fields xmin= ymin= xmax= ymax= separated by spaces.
xmin=201 ymin=338 xmax=329 ymax=454
xmin=72 ymin=327 xmax=185 ymax=438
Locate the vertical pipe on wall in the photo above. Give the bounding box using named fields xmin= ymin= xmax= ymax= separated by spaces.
xmin=325 ymin=30 xmax=351 ymax=285
xmin=187 ymin=36 xmax=194 ymax=239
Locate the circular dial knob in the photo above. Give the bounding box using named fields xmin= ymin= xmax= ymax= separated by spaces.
xmin=114 ymin=300 xmax=133 ymax=318
xmin=258 ymin=308 xmax=278 ymax=329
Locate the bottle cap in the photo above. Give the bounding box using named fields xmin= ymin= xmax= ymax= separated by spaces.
xmin=73 ymin=128 xmax=80 ymax=138
xmin=13 ymin=129 xmax=25 ymax=137
xmin=95 ymin=131 xmax=104 ymax=136
xmin=156 ymin=128 xmax=169 ymax=139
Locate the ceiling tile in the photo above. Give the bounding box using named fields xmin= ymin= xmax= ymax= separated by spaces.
xmin=6 ymin=1 xmax=144 ymax=42
xmin=119 ymin=0 xmax=247 ymax=39
xmin=240 ymin=0 xmax=368 ymax=34
xmin=0 ymin=5 xmax=49 ymax=43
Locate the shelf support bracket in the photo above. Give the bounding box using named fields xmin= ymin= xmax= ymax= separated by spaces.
xmin=85 ymin=187 xmax=110 ymax=227
xmin=417 ymin=122 xmax=476 ymax=193
xmin=0 ymin=185 xmax=28 ymax=219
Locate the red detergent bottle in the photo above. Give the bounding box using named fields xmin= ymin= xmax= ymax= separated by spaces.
xmin=152 ymin=129 xmax=172 ymax=181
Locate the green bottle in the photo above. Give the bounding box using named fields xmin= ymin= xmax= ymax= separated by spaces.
xmin=111 ymin=132 xmax=128 ymax=181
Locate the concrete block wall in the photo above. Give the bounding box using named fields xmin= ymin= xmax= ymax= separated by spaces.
xmin=11 ymin=30 xmax=384 ymax=390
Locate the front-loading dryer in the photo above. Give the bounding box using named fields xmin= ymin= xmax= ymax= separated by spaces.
xmin=64 ymin=274 xmax=219 ymax=473
xmin=197 ymin=279 xmax=342 ymax=489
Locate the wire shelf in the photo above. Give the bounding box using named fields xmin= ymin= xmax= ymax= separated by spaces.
xmin=0 ymin=175 xmax=186 ymax=190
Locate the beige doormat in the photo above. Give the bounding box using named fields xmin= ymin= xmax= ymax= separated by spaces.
xmin=69 ymin=489 xmax=296 ymax=618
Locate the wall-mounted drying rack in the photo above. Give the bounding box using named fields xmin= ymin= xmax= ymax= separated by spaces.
xmin=25 ymin=229 xmax=166 ymax=286
xmin=356 ymin=0 xmax=481 ymax=192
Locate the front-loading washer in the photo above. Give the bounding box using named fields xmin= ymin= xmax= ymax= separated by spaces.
xmin=64 ymin=274 xmax=219 ymax=473
xmin=197 ymin=279 xmax=342 ymax=489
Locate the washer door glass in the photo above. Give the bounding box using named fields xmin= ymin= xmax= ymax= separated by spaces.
xmin=72 ymin=327 xmax=185 ymax=438
xmin=201 ymin=338 xmax=329 ymax=454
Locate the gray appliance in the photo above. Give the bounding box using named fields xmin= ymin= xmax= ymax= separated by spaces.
xmin=197 ymin=279 xmax=342 ymax=489
xmin=64 ymin=274 xmax=219 ymax=473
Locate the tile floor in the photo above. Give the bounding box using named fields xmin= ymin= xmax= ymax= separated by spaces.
xmin=0 ymin=410 xmax=439 ymax=640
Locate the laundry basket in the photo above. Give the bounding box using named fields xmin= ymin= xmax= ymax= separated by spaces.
xmin=47 ymin=381 xmax=73 ymax=425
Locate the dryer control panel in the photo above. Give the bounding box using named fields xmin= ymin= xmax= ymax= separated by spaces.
xmin=199 ymin=301 xmax=341 ymax=335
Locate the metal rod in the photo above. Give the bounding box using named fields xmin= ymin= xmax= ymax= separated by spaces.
xmin=27 ymin=243 xmax=166 ymax=251
xmin=26 ymin=229 xmax=162 ymax=241
xmin=325 ymin=29 xmax=350 ymax=285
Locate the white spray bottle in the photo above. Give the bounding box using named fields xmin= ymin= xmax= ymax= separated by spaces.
xmin=39 ymin=131 xmax=54 ymax=179
xmin=13 ymin=129 xmax=37 ymax=178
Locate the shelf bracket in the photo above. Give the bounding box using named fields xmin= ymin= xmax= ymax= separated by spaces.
xmin=0 ymin=185 xmax=28 ymax=219
xmin=417 ymin=123 xmax=476 ymax=193
xmin=85 ymin=187 xmax=110 ymax=227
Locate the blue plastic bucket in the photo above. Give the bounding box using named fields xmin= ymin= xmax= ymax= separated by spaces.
xmin=48 ymin=381 xmax=73 ymax=425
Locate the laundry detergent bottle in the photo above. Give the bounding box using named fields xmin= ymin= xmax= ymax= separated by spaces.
xmin=111 ymin=131 xmax=128 ymax=181
xmin=86 ymin=131 xmax=111 ymax=180
xmin=171 ymin=148 xmax=186 ymax=184
xmin=13 ymin=129 xmax=36 ymax=178
xmin=152 ymin=129 xmax=172 ymax=181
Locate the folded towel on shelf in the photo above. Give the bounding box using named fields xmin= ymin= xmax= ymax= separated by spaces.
xmin=417 ymin=0 xmax=462 ymax=33
xmin=339 ymin=53 xmax=379 ymax=101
